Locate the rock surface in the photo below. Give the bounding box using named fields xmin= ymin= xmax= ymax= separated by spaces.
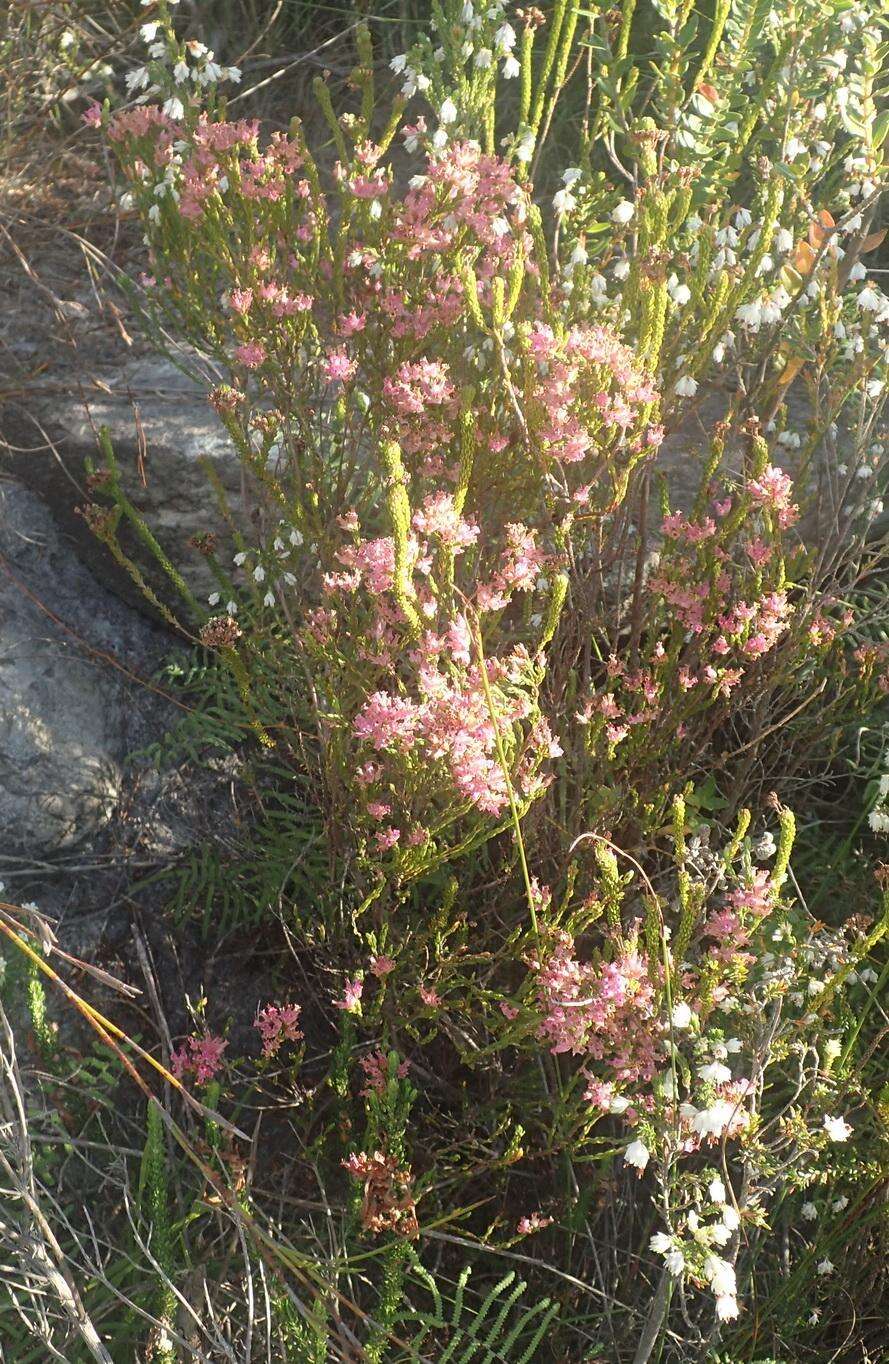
xmin=0 ymin=230 xmax=242 ymax=609
xmin=0 ymin=478 xmax=172 ymax=854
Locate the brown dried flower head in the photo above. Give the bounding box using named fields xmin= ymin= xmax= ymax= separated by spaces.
xmin=200 ymin=614 xmax=242 ymax=649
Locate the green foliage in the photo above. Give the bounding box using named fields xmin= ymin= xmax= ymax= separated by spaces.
xmin=139 ymin=1101 xmax=178 ymax=1362
xmin=395 ymin=1254 xmax=560 ymax=1364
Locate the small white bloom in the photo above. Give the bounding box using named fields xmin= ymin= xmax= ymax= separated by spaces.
xmin=612 ymin=199 xmax=635 ymax=225
xmin=389 ymin=53 xmax=407 ymax=74
xmin=692 ymin=1101 xmax=739 ymax=1139
xmin=552 ymin=188 xmax=577 ymax=216
xmin=801 ymin=1201 xmax=817 ymax=1221
xmin=671 ymin=283 xmax=691 ymax=306
xmin=722 ymin=1205 xmax=740 ymax=1231
xmin=817 ymin=1258 xmax=835 ymax=1276
xmin=754 ymin=831 xmax=776 ymax=861
xmin=735 ymin=300 xmax=763 ymax=330
xmin=716 ymin=1295 xmax=739 ymax=1321
xmin=253 ymin=564 xmax=266 ymax=583
xmin=775 ymin=227 xmax=794 ymax=253
xmin=612 ymin=258 xmax=631 ymax=281
xmin=162 ymin=96 xmax=185 ymax=120
xmin=207 ymin=592 xmax=220 ymax=606
xmin=823 ymin=1115 xmax=851 ymax=1142
xmin=502 ymin=54 xmax=520 ymax=78
xmin=665 ymin=1248 xmax=685 ymax=1276
xmin=705 ymin=1255 xmax=736 ymax=1298
xmin=832 ymin=1195 xmax=849 ymax=1213
xmin=675 ymin=375 xmax=699 ymax=398
xmin=609 ymin=1094 xmax=630 ymax=1115
xmin=671 ymin=1001 xmax=693 ymax=1029
xmin=439 ymin=97 xmax=458 ymax=125
xmin=125 ymin=66 xmax=150 ymax=92
xmin=624 ymin=1139 xmax=650 ymax=1171
xmin=140 ymin=21 xmax=159 ymax=41
xmin=650 ymin=1232 xmax=673 ymax=1253
xmin=173 ymin=59 xmax=189 ymax=83
xmin=514 ymin=128 xmax=535 ymax=162
xmin=709 ymin=1177 xmax=726 ymax=1203
xmin=263 ymin=590 xmax=275 ymax=607
xmin=495 ymin=22 xmax=517 ymax=52
xmin=858 ymin=285 xmax=881 ymax=312
xmin=233 ymin=551 xmax=247 ymax=566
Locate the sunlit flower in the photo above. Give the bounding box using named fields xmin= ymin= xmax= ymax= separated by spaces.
xmin=624 ymin=1139 xmax=650 ymax=1171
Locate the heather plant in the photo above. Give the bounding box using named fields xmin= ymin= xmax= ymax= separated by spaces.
xmin=22 ymin=0 xmax=886 ymax=1358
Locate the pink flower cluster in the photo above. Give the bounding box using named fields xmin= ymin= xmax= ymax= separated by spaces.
xmin=533 ymin=931 xmax=662 ymax=1084
xmin=703 ymin=869 xmax=774 ymax=950
xmin=353 ymin=653 xmax=557 ymax=819
xmin=171 ymin=1032 xmax=227 ymax=1084
xmin=528 ymin=322 xmax=659 ymax=467
xmin=360 ymin=1049 xmax=410 ymax=1098
xmin=747 ymin=465 xmax=799 ymax=528
xmin=254 ymin=1002 xmax=303 ymax=1058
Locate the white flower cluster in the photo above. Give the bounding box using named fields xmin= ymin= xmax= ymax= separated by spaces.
xmin=389 ymin=1 xmax=518 ymax=151
xmin=650 ymin=1180 xmax=744 ymax=1321
xmin=126 ymin=14 xmax=240 ymax=120
xmin=209 ymin=522 xmax=302 ymax=614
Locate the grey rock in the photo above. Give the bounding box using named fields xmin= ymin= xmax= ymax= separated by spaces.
xmin=0 ymin=478 xmax=171 ymax=854
xmin=0 ymin=240 xmax=242 ymax=610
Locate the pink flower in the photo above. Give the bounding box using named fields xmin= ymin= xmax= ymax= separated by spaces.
xmin=229 ymin=287 xmax=254 ymax=314
xmin=726 ymin=868 xmax=772 ymax=918
xmin=517 ymin=1212 xmax=553 ymax=1234
xmin=370 ymin=954 xmax=395 ymax=977
xmin=82 ymin=102 xmax=102 ymax=128
xmin=354 ymin=691 xmax=422 ymax=751
xmin=374 ymin=826 xmax=401 ymax=851
xmin=322 ymin=348 xmax=356 ymax=382
xmin=360 ymin=1049 xmax=410 ymax=1097
xmin=418 ymin=984 xmax=441 ymax=1008
xmin=171 ymin=1032 xmax=227 ymax=1085
xmin=412 ymin=492 xmax=479 ymax=550
xmin=334 ymin=977 xmax=364 ymax=1014
xmin=747 ymin=465 xmax=798 ymax=527
xmin=234 ymin=341 xmax=266 ymax=368
xmin=533 ymin=934 xmax=661 ymax=1084
xmin=254 ymin=1002 xmax=303 ymax=1058
xmin=337 ymin=311 xmax=367 ymax=336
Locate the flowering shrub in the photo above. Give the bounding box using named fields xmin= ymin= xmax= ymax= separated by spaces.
xmin=73 ymin=0 xmax=889 ymax=1358
xmin=516 ymin=800 xmax=887 ymax=1328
